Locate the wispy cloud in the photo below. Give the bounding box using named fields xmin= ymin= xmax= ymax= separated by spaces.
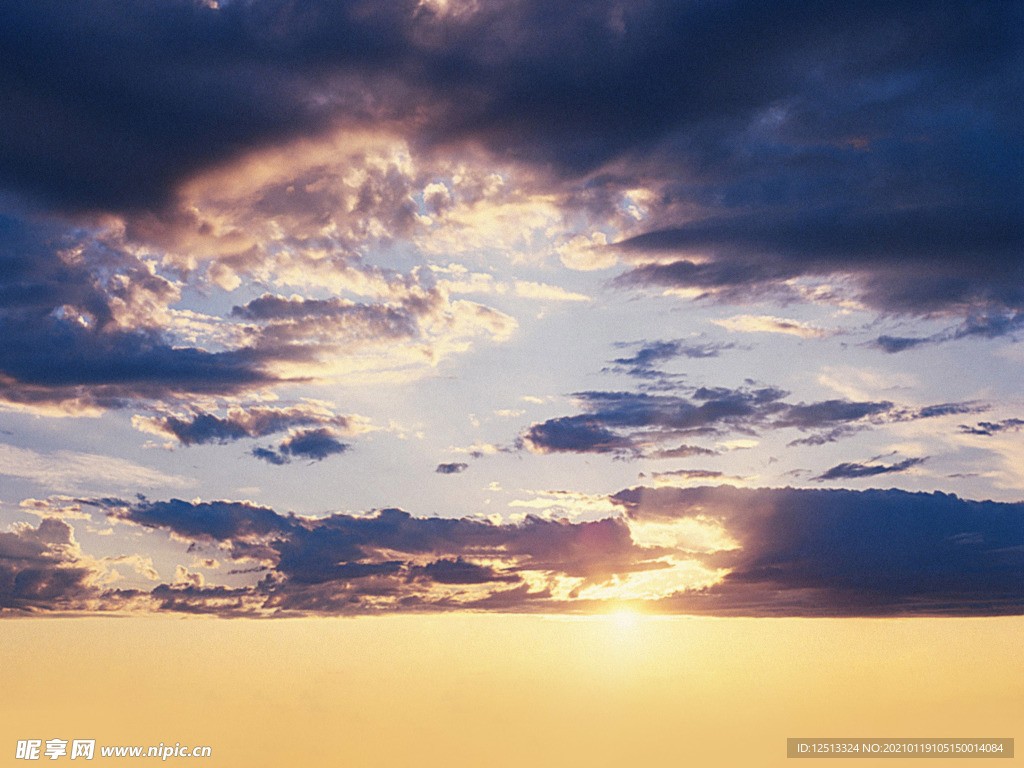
xmin=0 ymin=444 xmax=192 ymax=494
xmin=519 ymin=383 xmax=954 ymax=460
xmin=712 ymin=315 xmax=829 ymax=339
xmin=959 ymin=419 xmax=1024 ymax=437
xmin=133 ymin=402 xmax=363 ymax=447
xmin=814 ymin=457 xmax=927 ymax=482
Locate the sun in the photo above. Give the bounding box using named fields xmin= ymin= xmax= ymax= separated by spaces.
xmin=608 ymin=608 xmax=642 ymax=629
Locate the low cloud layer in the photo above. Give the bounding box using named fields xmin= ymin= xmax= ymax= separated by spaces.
xmin=0 ymin=518 xmax=99 ymax=611
xmin=3 ymin=486 xmax=1019 ymax=617
xmin=611 ymin=486 xmax=1024 ymax=616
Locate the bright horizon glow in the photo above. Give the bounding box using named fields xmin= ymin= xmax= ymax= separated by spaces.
xmin=2 ymin=615 xmax=1019 ymax=767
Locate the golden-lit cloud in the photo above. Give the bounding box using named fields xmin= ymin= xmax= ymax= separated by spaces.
xmin=711 ymin=314 xmax=830 ymax=338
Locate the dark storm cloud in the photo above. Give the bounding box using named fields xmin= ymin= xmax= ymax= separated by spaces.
xmin=0 ymin=0 xmax=1016 ymax=213
xmin=0 ymin=212 xmax=448 ymax=412
xmin=0 ymin=0 xmax=422 ymax=211
xmin=99 ymin=499 xmax=661 ymax=581
xmin=435 ymin=462 xmax=469 ymax=474
xmin=0 ymin=0 xmax=1015 ymax=363
xmin=616 ymin=207 xmax=1024 ymax=315
xmin=611 ymin=485 xmax=1024 ymax=616
xmin=814 ymin=457 xmax=927 ymax=482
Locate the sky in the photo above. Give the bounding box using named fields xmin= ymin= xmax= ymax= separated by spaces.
xmin=0 ymin=0 xmax=1022 ymax=621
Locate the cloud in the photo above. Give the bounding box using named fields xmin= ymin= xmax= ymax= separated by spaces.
xmin=18 ymin=497 xmax=94 ymax=521
xmin=520 ymin=386 xmax=906 ymax=457
xmin=252 ymin=447 xmax=289 ymax=466
xmin=278 ymin=429 xmax=350 ymax=461
xmin=0 ymin=216 xmax=281 ymax=413
xmin=772 ymin=400 xmax=900 ymax=433
xmin=8 ymin=485 xmax=1012 ymax=617
xmin=106 ymin=498 xmax=293 ymax=546
xmin=874 ymin=335 xmax=933 ymax=354
xmin=0 ymin=0 xmax=1016 ymax=427
xmin=642 ymin=444 xmax=718 ymax=460
xmin=647 ymin=469 xmax=738 ymax=488
xmin=88 ymin=498 xmax=669 ymax=613
xmin=875 ymin=313 xmax=1024 ymax=353
xmin=0 ymin=210 xmax=517 ymax=412
xmin=712 ymin=315 xmax=829 ymax=339
xmin=435 ymin=462 xmax=469 ymax=474
xmin=959 ymin=419 xmax=1024 ymax=437
xmin=605 ymin=339 xmax=735 ymax=382
xmin=0 ymin=1 xmax=1014 ymax=321
xmin=0 ymin=518 xmax=102 ymax=612
xmin=521 ymin=416 xmax=635 ymax=455
xmin=132 ymin=402 xmax=360 ymax=447
xmin=0 ymin=443 xmax=192 ymax=494
xmin=513 ymin=281 xmax=590 ymax=302
xmin=507 ymin=490 xmax=621 ymax=520
xmin=616 ymin=205 xmax=1024 ymax=317
xmin=252 ymin=429 xmax=350 ymax=465
xmin=814 ymin=457 xmax=927 ymax=482
xmin=230 ymin=294 xmax=424 ymax=338
xmin=610 ymin=485 xmax=1024 ymax=616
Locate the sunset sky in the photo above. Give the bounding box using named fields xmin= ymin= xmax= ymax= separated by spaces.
xmin=0 ymin=1 xmax=1021 ymax=762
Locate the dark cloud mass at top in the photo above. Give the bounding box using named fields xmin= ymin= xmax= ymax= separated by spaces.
xmin=1 ymin=0 xmax=1019 ymax=241
xmin=0 ymin=0 xmax=1018 ymax=411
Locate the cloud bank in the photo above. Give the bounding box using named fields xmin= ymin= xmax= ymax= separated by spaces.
xmin=1 ymin=487 xmax=1018 ymax=617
